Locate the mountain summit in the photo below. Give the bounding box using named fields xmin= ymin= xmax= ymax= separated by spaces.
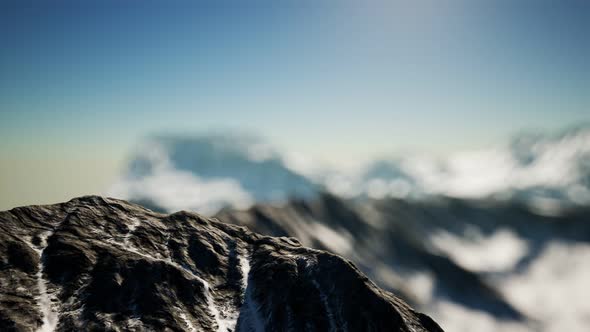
xmin=0 ymin=196 xmax=443 ymax=332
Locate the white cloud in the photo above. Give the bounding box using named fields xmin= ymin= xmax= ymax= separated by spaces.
xmin=500 ymin=243 xmax=590 ymax=332
xmin=108 ymin=169 xmax=254 ymax=215
xmin=430 ymin=228 xmax=529 ymax=272
xmin=107 ymin=140 xmax=254 ymax=214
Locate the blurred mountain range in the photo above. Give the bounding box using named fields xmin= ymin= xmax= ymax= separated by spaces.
xmin=108 ymin=125 xmax=590 ymax=331
xmin=109 ymin=125 xmax=590 ymax=214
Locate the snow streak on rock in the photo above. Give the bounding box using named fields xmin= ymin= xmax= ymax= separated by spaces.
xmin=108 ymin=224 xmax=235 ymax=332
xmin=239 ymin=255 xmax=250 ymax=293
xmin=178 ymin=310 xmax=197 ymax=332
xmin=237 ymin=255 xmax=266 ymax=332
xmin=29 ymin=232 xmax=59 ymax=332
xmin=0 ymin=197 xmax=443 ymax=332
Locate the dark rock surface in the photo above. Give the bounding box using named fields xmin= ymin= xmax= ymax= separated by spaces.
xmin=0 ymin=196 xmax=443 ymax=332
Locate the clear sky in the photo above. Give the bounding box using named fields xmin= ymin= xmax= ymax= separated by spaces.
xmin=1 ymin=0 xmax=589 ymax=209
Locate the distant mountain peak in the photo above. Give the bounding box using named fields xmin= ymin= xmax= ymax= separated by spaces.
xmin=108 ymin=134 xmax=318 ymax=214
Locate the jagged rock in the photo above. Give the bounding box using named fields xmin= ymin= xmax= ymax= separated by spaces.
xmin=0 ymin=196 xmax=443 ymax=332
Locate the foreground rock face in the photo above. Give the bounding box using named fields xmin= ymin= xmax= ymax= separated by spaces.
xmin=0 ymin=196 xmax=443 ymax=332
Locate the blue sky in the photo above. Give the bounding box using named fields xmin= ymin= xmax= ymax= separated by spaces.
xmin=1 ymin=0 xmax=589 ymax=207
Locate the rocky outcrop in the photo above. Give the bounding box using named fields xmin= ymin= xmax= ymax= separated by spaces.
xmin=0 ymin=196 xmax=443 ymax=332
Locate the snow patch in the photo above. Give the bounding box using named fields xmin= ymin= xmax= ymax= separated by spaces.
xmin=29 ymin=232 xmax=59 ymax=332
xmin=239 ymin=255 xmax=250 ymax=292
xmin=123 ymin=217 xmax=141 ymax=249
xmin=178 ymin=311 xmax=197 ymax=332
xmin=237 ymin=256 xmax=265 ymax=332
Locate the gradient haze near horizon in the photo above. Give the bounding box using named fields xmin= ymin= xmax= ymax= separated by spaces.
xmin=1 ymin=0 xmax=589 ymax=210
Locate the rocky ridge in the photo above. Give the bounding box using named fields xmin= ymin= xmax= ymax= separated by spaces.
xmin=0 ymin=196 xmax=443 ymax=332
